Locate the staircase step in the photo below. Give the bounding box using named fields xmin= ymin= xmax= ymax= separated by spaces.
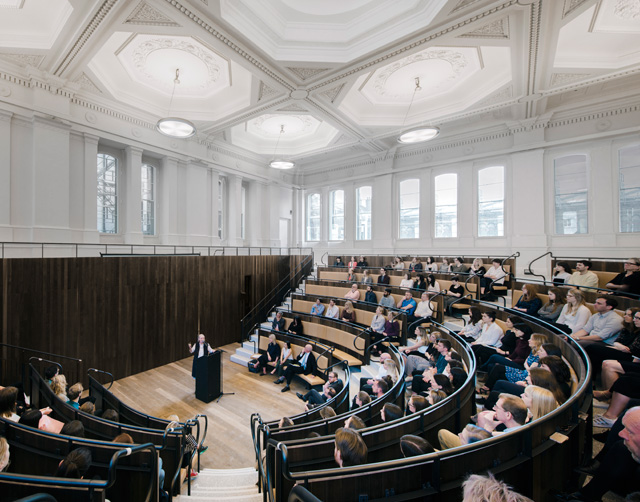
xmin=230 ymin=354 xmax=252 ymax=367
xmin=242 ymin=341 xmax=257 ymax=352
xmin=235 ymin=346 xmax=256 ymax=359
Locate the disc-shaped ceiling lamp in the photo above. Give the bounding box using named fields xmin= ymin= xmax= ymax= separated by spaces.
xmin=397 ymin=77 xmax=440 ymax=144
xmin=269 ymin=124 xmax=295 ymax=170
xmin=156 ymin=68 xmax=196 ymax=139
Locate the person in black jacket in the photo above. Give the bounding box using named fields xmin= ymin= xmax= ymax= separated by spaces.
xmin=274 ymin=344 xmax=317 ymax=392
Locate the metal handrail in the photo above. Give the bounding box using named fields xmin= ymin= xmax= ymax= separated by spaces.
xmin=2 ymin=344 xmax=82 ymax=363
xmin=106 ymin=443 xmax=157 ymax=502
xmin=288 ymin=484 xmax=323 ymax=502
xmin=87 ymin=368 xmax=114 ymax=390
xmin=12 ymin=495 xmax=58 ymax=502
xmin=0 ymin=241 xmax=313 ymax=259
xmin=164 ymin=425 xmax=188 ymax=499
xmin=525 ymin=250 xmax=551 ymax=282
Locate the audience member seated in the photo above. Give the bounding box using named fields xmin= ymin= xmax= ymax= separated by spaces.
xmin=555 ymin=407 xmax=640 ymax=501
xmin=521 ymin=385 xmax=558 ymax=420
xmin=0 ymin=437 xmax=9 ymax=472
xmin=403 ymin=328 xmax=438 ymax=375
xmin=45 ymin=365 xmax=59 ymax=385
xmin=592 ymin=373 xmax=640 ymax=429
xmin=570 ymin=260 xmax=599 ymax=291
xmin=274 ymin=344 xmax=317 ymax=393
xmin=606 ymin=258 xmax=640 ymax=297
xmin=481 ymin=258 xmax=507 ymax=295
xmin=409 ymin=257 xmax=423 ymax=272
xmin=51 ymin=374 xmax=68 ymax=401
xmin=377 ymin=268 xmax=390 ymax=285
xmin=370 ymin=306 xmax=386 ymax=334
xmin=556 ymin=289 xmax=592 ymax=334
xmin=287 ymin=316 xmax=304 ymax=337
xmin=347 ymin=267 xmax=357 ymax=282
xmin=357 ymin=256 xmax=368 ymax=268
xmin=60 ymin=420 xmax=85 ymax=438
xmin=364 ymin=285 xmax=377 ymax=304
xmin=450 ymin=367 xmax=469 ymax=392
xmin=475 ymin=394 xmax=528 ymax=435
xmin=407 ymin=395 xmax=429 ymax=415
xmin=438 ymin=258 xmax=451 ymax=273
xmin=344 ymin=415 xmax=366 ymax=430
xmin=55 ymin=447 xmax=92 ymax=478
xmin=469 ymin=258 xmax=486 ymax=277
xmin=479 ymin=321 xmax=530 ymax=372
xmin=18 ymin=408 xmax=63 ymax=433
xmin=398 ymin=291 xmax=417 ymax=317
xmin=458 ymin=308 xmax=484 ymax=342
xmin=102 ymin=409 xmax=119 ymax=422
xmin=370 ymin=378 xmax=389 ymax=400
xmin=381 ymin=403 xmax=403 ymax=422
xmin=451 ymin=257 xmax=468 ymax=274
xmin=512 ymin=284 xmax=543 ymax=316
xmin=427 ymin=389 xmax=448 ymax=405
xmin=408 ymin=292 xmax=433 ymax=325
xmin=325 ymin=299 xmax=339 ymax=319
xmin=462 ymin=473 xmax=533 ymax=502
xmin=393 ymin=257 xmax=405 ymax=271
xmin=415 ymin=274 xmax=427 ymax=291
xmin=553 ymin=261 xmax=573 ymax=284
xmin=0 ymin=386 xmax=20 ymax=421
xmin=399 ymin=273 xmax=414 ymax=289
xmin=400 ymin=435 xmax=436 ymax=457
xmin=341 ymin=301 xmax=357 ymax=323
xmin=352 ymin=391 xmax=371 ymax=410
xmin=437 ymin=423 xmax=492 ymax=450
xmin=361 ymin=269 xmax=373 ymax=285
xmin=425 ymin=257 xmax=438 ymax=272
xmin=333 ymin=257 xmax=345 ymax=267
xmin=379 ymin=288 xmax=395 ymax=309
xmin=347 ymin=256 xmax=357 ymax=269
xmin=271 ymin=311 xmax=285 ymax=332
xmin=334 ymin=428 xmax=367 ymax=467
xmin=571 ymin=296 xmax=623 ymax=347
xmin=310 ymin=298 xmax=325 ymax=316
xmin=427 ymin=274 xmax=441 ymax=294
xmin=251 ymin=333 xmax=281 ymax=375
xmin=344 ymin=283 xmax=360 ymax=301
xmin=113 ymin=433 xmax=134 ymax=443
xmin=381 ymin=310 xmax=400 ymax=346
xmin=272 ymin=341 xmax=293 ymax=376
xmin=537 ymin=287 xmax=567 ymax=323
xmin=444 ymin=276 xmax=466 ymax=314
xmin=80 ymin=401 xmax=95 ymax=415
xmin=470 ymin=311 xmax=505 ymax=365
xmin=411 ymin=369 xmax=454 ymax=397
xmin=584 ymin=309 xmax=639 ymax=377
xmin=66 ymin=383 xmax=83 ymax=409
xmin=297 ymin=371 xmax=343 ymax=404
xmin=278 ymin=417 xmax=294 ymax=428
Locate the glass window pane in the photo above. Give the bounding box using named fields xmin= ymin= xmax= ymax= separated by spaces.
xmin=478 ymin=166 xmax=504 ymax=237
xmin=306 ymin=193 xmax=321 ymax=241
xmin=329 ymin=190 xmax=344 ymax=241
xmin=435 ymin=174 xmax=457 ymax=238
xmin=619 ymin=145 xmax=640 ymax=233
xmin=554 ymin=155 xmax=588 ymax=235
xmin=141 ymin=164 xmax=155 ymax=235
xmin=218 ymin=179 xmax=224 ymax=239
xmin=356 ymin=186 xmax=372 ymax=240
xmin=97 ymin=153 xmax=117 ymax=234
xmin=399 ymin=179 xmax=420 ymax=239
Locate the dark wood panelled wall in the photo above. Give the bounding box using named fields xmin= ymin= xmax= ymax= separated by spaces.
xmin=0 ymin=255 xmax=303 ymax=381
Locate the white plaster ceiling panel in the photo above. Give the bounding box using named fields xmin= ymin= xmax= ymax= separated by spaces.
xmin=554 ymin=3 xmax=640 ymax=69
xmin=0 ymin=0 xmax=72 ymax=49
xmin=230 ymin=113 xmax=340 ymax=154
xmin=219 ymin=0 xmax=449 ymax=63
xmin=88 ymin=32 xmax=251 ymax=120
xmin=339 ymin=46 xmax=511 ymax=126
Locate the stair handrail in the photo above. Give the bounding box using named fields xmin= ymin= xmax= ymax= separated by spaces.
xmin=87 ymin=368 xmax=114 ymax=390
xmin=525 ymin=250 xmax=552 ymax=282
xmin=240 ymin=254 xmax=313 ymax=342
xmin=288 ymin=484 xmax=323 ymax=502
xmin=105 ymin=443 xmax=157 ymax=502
xmin=12 ymin=495 xmax=58 ymax=502
xmin=163 ymin=424 xmax=188 ymax=499
xmin=320 ymin=251 xmax=328 ymax=266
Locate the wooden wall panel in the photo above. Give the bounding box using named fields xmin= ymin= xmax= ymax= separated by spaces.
xmin=0 ymin=255 xmax=304 ymax=383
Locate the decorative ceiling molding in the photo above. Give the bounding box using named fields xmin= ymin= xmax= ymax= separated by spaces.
xmin=319 ymin=83 xmax=345 ymax=103
xmin=124 ymin=1 xmax=181 ymax=27
xmin=563 ymin=0 xmax=589 ymax=18
xmin=0 ymin=53 xmax=44 ymax=68
xmin=458 ymin=17 xmax=510 ymax=39
xmin=614 ymin=0 xmax=640 ymax=20
xmin=74 ymin=72 xmax=102 ymax=93
xmin=258 ymin=81 xmax=280 ymax=101
xmin=334 ymin=134 xmax=354 ymax=146
xmin=549 ymin=72 xmax=592 ymax=87
xmin=542 ymin=66 xmax=640 ymax=97
xmin=276 ymin=103 xmax=307 ymax=112
xmin=451 ymin=0 xmax=482 ymax=13
xmin=286 ymin=67 xmax=330 ymax=81
xmin=307 ymin=0 xmax=520 ymax=92
xmin=476 ymin=85 xmax=513 ymax=106
xmin=54 ymin=0 xmax=119 ymax=76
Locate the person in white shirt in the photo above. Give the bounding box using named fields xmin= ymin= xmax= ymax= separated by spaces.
xmin=409 ymin=292 xmax=433 ymax=324
xmin=555 ymin=288 xmax=592 ymax=334
xmin=370 ymin=306 xmax=386 ymax=333
xmin=481 ymin=259 xmax=507 ymax=295
xmin=400 ymin=273 xmax=414 ymax=289
xmin=325 ymin=299 xmax=339 ymax=319
xmin=471 ymin=311 xmax=504 ymax=365
xmin=569 ymin=260 xmax=599 ymax=291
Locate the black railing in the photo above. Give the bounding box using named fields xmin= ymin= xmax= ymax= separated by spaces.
xmin=240 ymin=254 xmax=314 ymax=342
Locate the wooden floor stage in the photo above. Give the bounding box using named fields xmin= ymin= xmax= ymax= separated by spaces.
xmin=111 ymin=342 xmax=312 ymax=469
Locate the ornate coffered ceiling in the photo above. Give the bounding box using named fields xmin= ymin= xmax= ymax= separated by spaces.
xmin=0 ymin=0 xmax=638 ymax=177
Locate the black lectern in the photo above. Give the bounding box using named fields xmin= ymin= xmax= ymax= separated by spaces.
xmin=195 ymin=351 xmax=221 ymax=403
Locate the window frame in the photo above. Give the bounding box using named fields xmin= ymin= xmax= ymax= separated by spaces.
xmin=356 ymin=185 xmax=372 ymax=241
xmin=306 ymin=192 xmax=321 ymax=242
xmin=141 ymin=163 xmax=155 ymax=236
xmin=477 ymin=165 xmax=505 ymax=238
xmin=329 ymin=189 xmax=345 ymax=241
xmin=618 ymin=143 xmax=640 ymax=234
xmin=218 ymin=177 xmax=225 ymax=240
xmin=553 ymin=154 xmax=589 ymax=236
xmin=398 ymin=178 xmax=420 ymax=240
xmin=97 ymin=151 xmax=118 ymax=234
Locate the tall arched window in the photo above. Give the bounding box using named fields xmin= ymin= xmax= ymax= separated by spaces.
xmin=554 ymin=155 xmax=588 ymax=235
xmin=141 ymin=164 xmax=155 ymax=235
xmin=97 ymin=153 xmax=117 ymax=234
xmin=356 ymin=186 xmax=372 ymax=240
xmin=434 ymin=174 xmax=457 ymax=238
xmin=329 ymin=189 xmax=344 ymax=241
xmin=399 ymin=179 xmax=420 ymax=239
xmin=619 ymin=145 xmax=640 ymax=233
xmin=306 ymin=193 xmax=321 ymax=241
xmin=478 ymin=166 xmax=504 ymax=237
xmin=218 ymin=178 xmax=225 ymax=239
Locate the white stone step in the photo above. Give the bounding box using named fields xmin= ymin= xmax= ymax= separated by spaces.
xmin=176 ymin=495 xmax=262 ymax=502
xmin=242 ymin=341 xmax=257 ymax=352
xmin=230 ymin=353 xmax=252 ymax=367
xmin=235 ymin=346 xmax=255 ymax=359
xmin=193 ymin=467 xmax=258 ymax=486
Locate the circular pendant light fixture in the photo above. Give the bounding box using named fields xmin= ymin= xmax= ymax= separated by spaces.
xmin=397 ymin=77 xmax=439 ymax=144
xmin=156 ymin=69 xmax=196 ymax=139
xmin=269 ymin=124 xmax=295 ymax=170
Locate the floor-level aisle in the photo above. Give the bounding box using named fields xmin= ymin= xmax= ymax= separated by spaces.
xmin=110 ymin=342 xmax=306 ymax=469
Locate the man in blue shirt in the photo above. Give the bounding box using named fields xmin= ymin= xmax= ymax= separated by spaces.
xmin=310 ymin=298 xmax=325 ymax=316
xmin=398 ymin=291 xmax=417 ymax=316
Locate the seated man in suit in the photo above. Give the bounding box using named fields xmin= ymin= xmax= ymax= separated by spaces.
xmin=274 ymin=344 xmax=317 ymax=392
xmin=297 ymin=371 xmax=343 ymax=403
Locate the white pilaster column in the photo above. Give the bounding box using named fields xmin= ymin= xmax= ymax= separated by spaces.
xmin=159 ymin=155 xmax=179 ymax=245
xmin=0 ymin=110 xmax=13 ymax=240
xmin=209 ymin=169 xmax=221 ymax=245
xmin=372 ymin=174 xmax=393 ymax=250
xmin=184 ymin=160 xmax=209 ymax=245
xmin=227 ymin=174 xmax=243 ymax=246
xmin=123 ymin=146 xmax=144 ymax=244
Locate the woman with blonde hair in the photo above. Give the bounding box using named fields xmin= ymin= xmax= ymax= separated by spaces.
xmin=341 ymin=301 xmax=356 ymax=323
xmin=469 ymin=258 xmax=486 ymax=277
xmin=383 ymin=359 xmax=399 ymax=383
xmin=512 ymin=284 xmax=542 ymax=316
xmin=521 ymin=385 xmax=557 ymax=420
xmin=462 ymin=472 xmax=533 ymax=502
xmin=361 ymin=269 xmax=373 ymax=285
xmin=0 ymin=437 xmax=9 ymax=472
xmin=555 ymin=288 xmax=591 ymax=334
xmin=51 ymin=374 xmax=68 ymax=401
xmin=393 ymin=257 xmax=405 ymax=271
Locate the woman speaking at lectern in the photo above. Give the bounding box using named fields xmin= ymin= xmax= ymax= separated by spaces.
xmin=189 ymin=333 xmax=214 ymax=378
